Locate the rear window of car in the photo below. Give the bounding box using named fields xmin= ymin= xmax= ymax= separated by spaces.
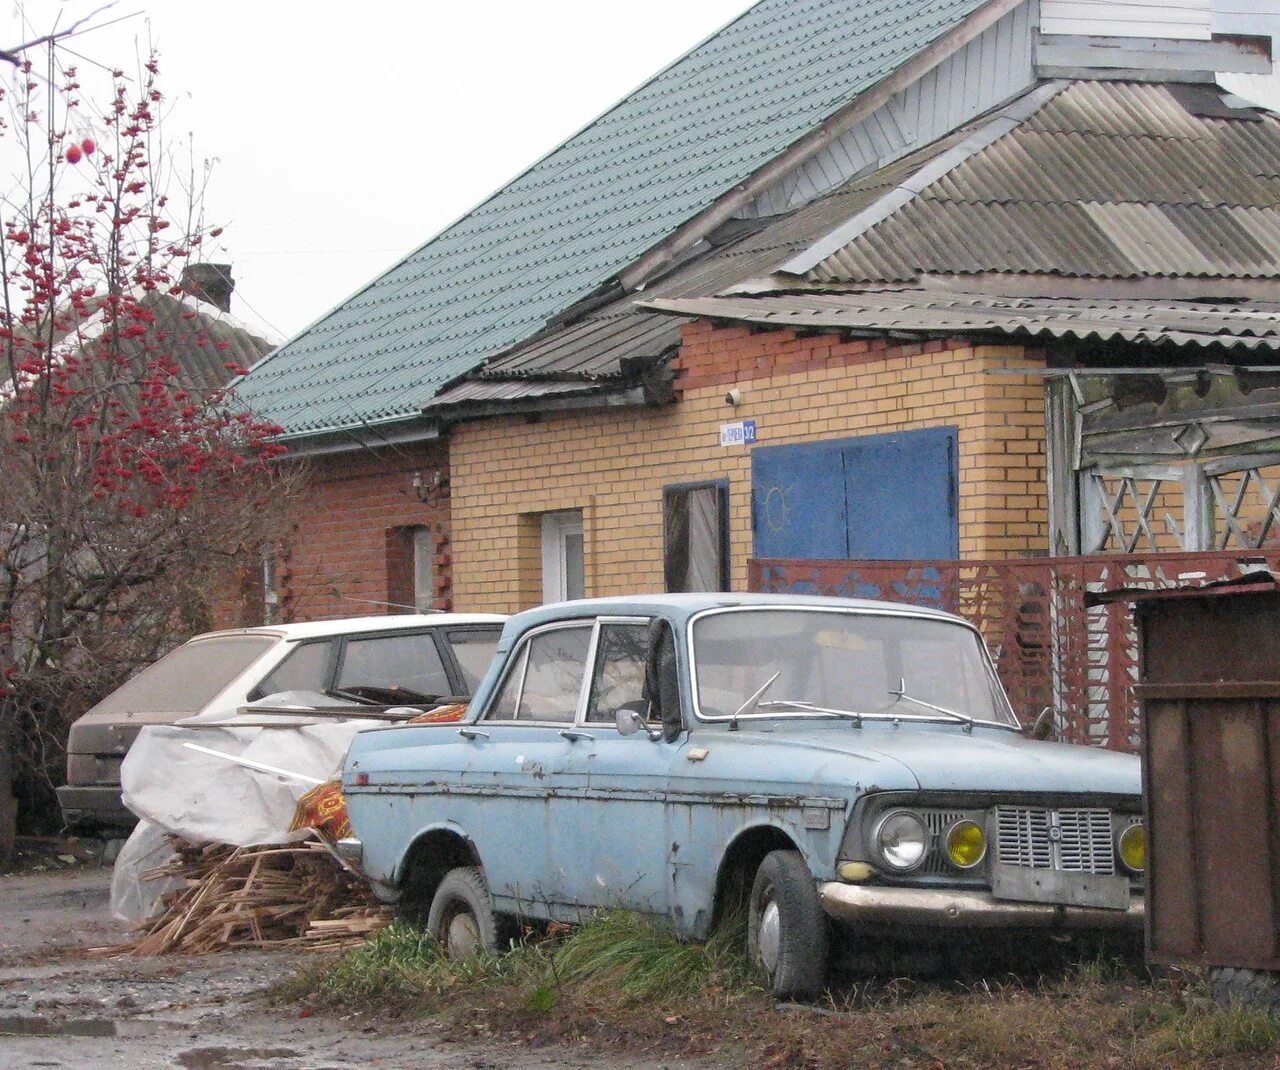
xmin=89 ymin=635 xmax=278 ymax=716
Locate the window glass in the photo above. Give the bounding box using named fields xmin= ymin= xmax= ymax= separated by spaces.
xmin=412 ymin=528 xmax=434 ymax=611
xmin=692 ymin=610 xmax=1017 ymax=727
xmin=88 ymin=635 xmax=277 ymax=716
xmin=251 ymin=641 xmax=332 ymax=700
xmin=336 ymin=632 xmax=450 ymax=703
xmin=487 ymin=626 xmax=591 ymax=722
xmin=488 ymin=645 xmax=528 ymax=720
xmin=446 ymin=628 xmax=502 ymax=692
xmin=541 ymin=510 xmax=585 ymax=602
xmin=664 ymin=483 xmax=727 ymax=592
xmin=587 ymin=624 xmax=649 ymax=723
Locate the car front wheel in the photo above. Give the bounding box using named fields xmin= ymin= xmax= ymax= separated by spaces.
xmin=747 ymin=849 xmax=828 ymax=999
xmin=425 ymin=866 xmax=507 ymax=958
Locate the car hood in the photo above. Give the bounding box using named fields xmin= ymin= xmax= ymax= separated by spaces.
xmin=726 ymin=725 xmax=1140 ymax=797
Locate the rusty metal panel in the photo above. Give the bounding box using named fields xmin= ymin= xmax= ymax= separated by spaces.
xmin=1140 ymin=594 xmax=1280 ymax=685
xmin=1140 ymin=689 xmax=1280 ymax=970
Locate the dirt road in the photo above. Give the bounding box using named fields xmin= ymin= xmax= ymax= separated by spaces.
xmin=0 ymin=866 xmax=714 ymax=1069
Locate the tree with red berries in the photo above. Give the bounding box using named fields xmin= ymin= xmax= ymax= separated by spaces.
xmin=0 ymin=43 xmax=298 ymax=837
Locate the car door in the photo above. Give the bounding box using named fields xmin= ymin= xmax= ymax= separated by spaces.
xmin=557 ymin=618 xmax=680 ymax=916
xmin=460 ymin=621 xmax=593 ymax=918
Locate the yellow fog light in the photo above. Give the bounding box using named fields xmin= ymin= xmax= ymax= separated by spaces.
xmin=838 ymin=861 xmax=874 ymax=882
xmin=1118 ymin=823 xmax=1146 ymax=874
xmin=944 ymin=819 xmax=986 ymax=870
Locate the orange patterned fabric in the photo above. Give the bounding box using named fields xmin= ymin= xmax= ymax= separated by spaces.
xmin=289 ymin=779 xmax=352 ymax=841
xmin=408 ymin=702 xmax=468 ymax=723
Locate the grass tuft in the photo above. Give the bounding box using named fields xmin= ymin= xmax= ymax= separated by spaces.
xmin=550 ymin=910 xmax=751 ymax=1002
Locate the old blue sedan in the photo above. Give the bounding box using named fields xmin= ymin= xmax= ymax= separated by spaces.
xmin=341 ymin=594 xmax=1144 ymax=997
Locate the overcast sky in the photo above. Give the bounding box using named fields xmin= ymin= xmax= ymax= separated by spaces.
xmin=11 ymin=1 xmax=751 ymax=340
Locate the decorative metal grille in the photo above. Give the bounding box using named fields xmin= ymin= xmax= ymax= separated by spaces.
xmin=995 ymin=806 xmax=1115 ymax=874
xmin=921 ymin=810 xmax=967 ymax=875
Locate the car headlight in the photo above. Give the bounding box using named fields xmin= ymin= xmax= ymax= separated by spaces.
xmin=944 ymin=819 xmax=986 ymax=869
xmin=1118 ymin=822 xmax=1145 ymax=874
xmin=872 ymin=810 xmax=928 ymax=873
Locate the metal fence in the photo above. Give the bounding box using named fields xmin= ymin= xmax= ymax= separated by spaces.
xmin=749 ymin=550 xmax=1280 ymax=753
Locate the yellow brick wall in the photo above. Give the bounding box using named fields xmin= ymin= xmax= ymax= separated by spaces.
xmin=450 ymin=325 xmax=1048 ymax=613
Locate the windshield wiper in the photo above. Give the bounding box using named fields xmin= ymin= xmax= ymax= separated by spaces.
xmin=729 ymin=670 xmax=781 ymax=729
xmin=888 ymin=678 xmax=974 ymax=732
xmin=757 ymin=699 xmax=866 ymax=727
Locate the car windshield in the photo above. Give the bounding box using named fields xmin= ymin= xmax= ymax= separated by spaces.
xmin=691 ymin=608 xmax=1018 ymax=728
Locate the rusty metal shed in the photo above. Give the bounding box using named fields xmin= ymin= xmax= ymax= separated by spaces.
xmin=1097 ymin=573 xmax=1280 ymax=970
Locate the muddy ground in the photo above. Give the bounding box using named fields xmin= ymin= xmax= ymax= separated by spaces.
xmin=0 ymin=865 xmax=714 ymax=1069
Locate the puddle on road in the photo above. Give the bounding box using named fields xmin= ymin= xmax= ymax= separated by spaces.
xmin=175 ymin=1046 xmax=303 ymax=1069
xmin=0 ymin=1013 xmax=178 ymax=1037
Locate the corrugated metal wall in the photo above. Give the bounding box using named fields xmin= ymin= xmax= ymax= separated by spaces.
xmin=739 ymin=2 xmax=1035 ymax=218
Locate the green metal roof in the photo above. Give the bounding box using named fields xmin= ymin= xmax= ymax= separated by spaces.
xmin=235 ymin=0 xmax=990 ymax=441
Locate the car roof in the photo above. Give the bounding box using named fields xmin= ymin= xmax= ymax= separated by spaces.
xmin=186 ymin=612 xmax=508 ymax=643
xmin=504 ymin=593 xmax=966 ymax=634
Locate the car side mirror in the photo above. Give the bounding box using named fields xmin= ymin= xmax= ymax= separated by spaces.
xmin=615 ymin=705 xmax=659 ymax=741
xmin=1027 ymin=706 xmax=1057 ymax=741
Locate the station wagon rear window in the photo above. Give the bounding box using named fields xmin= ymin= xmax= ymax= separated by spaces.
xmin=691 ymin=608 xmax=1017 ymax=728
xmin=88 ymin=635 xmax=277 ymax=716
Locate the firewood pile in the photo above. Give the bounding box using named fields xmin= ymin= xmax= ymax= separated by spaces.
xmin=107 ymin=834 xmax=393 ymax=956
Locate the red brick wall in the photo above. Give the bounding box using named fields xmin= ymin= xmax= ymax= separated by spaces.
xmin=673 ymin=320 xmax=919 ymax=388
xmin=274 ymin=442 xmax=452 ymax=622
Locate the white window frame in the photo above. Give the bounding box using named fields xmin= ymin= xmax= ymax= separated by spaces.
xmin=541 ymin=510 xmax=584 ymax=604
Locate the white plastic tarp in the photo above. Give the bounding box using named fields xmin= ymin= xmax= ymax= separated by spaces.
xmin=110 ymin=693 xmax=380 ymax=921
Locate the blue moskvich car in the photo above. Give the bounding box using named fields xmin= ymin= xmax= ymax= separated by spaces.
xmin=341 ymin=594 xmax=1144 ymax=997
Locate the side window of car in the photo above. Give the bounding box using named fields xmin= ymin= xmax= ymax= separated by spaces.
xmin=250 ymin=640 xmax=332 ymax=700
xmin=486 ymin=625 xmax=591 ymax=722
xmin=587 ymin=623 xmax=649 ymax=723
xmin=335 ymin=632 xmax=451 ymax=703
xmin=446 ymin=628 xmax=502 ymax=692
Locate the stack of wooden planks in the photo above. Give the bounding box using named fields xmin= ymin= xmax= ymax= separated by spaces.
xmin=109 ymin=835 xmax=393 ymax=956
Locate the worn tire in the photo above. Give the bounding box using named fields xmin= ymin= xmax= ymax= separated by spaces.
xmin=747 ymin=849 xmax=828 ymax=999
xmin=426 ymin=866 xmax=508 ymax=958
xmin=1211 ymin=967 xmax=1280 ymax=1012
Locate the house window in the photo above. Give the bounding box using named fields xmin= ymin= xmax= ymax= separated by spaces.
xmin=664 ymin=480 xmax=729 ymax=592
xmin=541 ymin=510 xmax=585 ymax=603
xmin=411 ymin=527 xmax=434 ymax=611
xmin=387 ymin=525 xmax=435 ymax=612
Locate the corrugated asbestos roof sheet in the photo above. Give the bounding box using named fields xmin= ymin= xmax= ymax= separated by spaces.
xmin=642 ymin=290 xmax=1280 ymax=351
xmin=231 ymin=0 xmax=989 ymax=439
xmin=802 ymin=80 xmax=1280 ymax=283
xmin=428 ymin=134 xmax=963 ymax=410
xmin=439 ymin=78 xmax=1280 ymax=410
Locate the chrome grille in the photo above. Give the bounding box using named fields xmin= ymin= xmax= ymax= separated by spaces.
xmin=995 ymin=806 xmax=1115 ymax=875
xmin=922 ymin=810 xmax=966 ymax=875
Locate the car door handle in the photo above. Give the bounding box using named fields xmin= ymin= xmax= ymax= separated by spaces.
xmin=559 ymin=729 xmax=595 ymax=742
xmin=457 ymin=727 xmax=490 ymax=741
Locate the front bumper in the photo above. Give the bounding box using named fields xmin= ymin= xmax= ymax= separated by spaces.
xmin=819 ymin=882 xmax=1143 ymax=931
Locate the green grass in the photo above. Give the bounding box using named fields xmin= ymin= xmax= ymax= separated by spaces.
xmin=275 ymin=916 xmax=1280 ymax=1070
